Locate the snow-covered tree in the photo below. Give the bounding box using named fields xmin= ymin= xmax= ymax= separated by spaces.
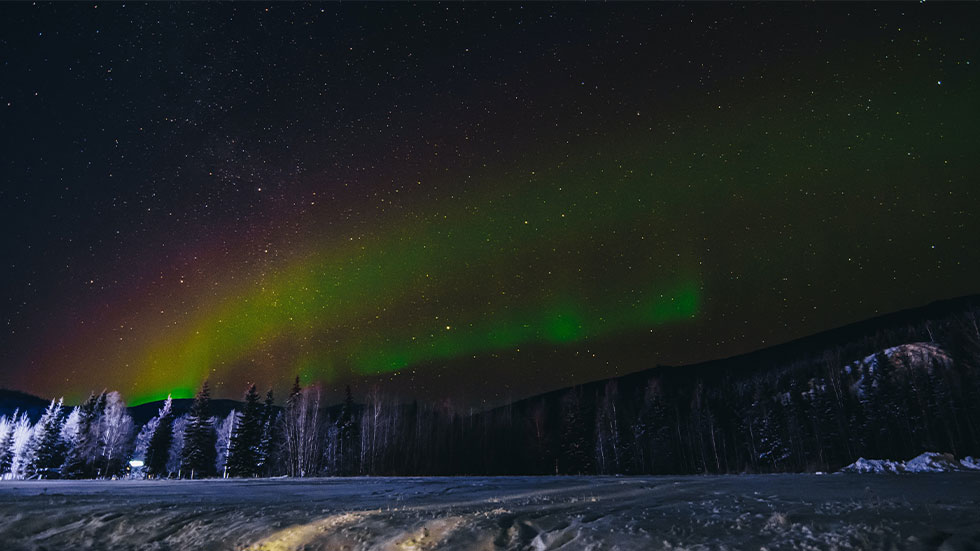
xmin=96 ymin=391 xmax=134 ymax=477
xmin=8 ymin=411 xmax=35 ymax=478
xmin=145 ymin=395 xmax=175 ymax=478
xmin=60 ymin=406 xmax=83 ymax=452
xmin=62 ymin=392 xmax=107 ymax=478
xmin=214 ymin=410 xmax=237 ymax=477
xmin=167 ymin=414 xmax=190 ymax=476
xmin=133 ymin=421 xmax=156 ymax=465
xmin=24 ymin=398 xmax=67 ymax=478
xmin=0 ymin=414 xmax=15 ymax=478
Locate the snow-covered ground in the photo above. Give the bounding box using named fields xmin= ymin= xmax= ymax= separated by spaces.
xmin=0 ymin=474 xmax=978 ymax=550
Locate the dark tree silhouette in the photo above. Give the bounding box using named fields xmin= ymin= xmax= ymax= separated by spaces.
xmin=226 ymin=385 xmax=264 ymax=478
xmin=181 ymin=382 xmax=217 ymax=478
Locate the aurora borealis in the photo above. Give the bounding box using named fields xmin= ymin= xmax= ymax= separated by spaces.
xmin=1 ymin=3 xmax=978 ymax=407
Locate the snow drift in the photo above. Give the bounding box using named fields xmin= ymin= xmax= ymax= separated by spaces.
xmin=841 ymin=452 xmax=980 ymax=473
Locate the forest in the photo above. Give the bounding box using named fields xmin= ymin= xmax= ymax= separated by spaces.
xmin=1 ymin=299 xmax=978 ymax=479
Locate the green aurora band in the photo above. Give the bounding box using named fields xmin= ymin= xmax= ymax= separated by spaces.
xmin=132 ymin=168 xmax=705 ymax=403
xmin=102 ymin=44 xmax=978 ymax=405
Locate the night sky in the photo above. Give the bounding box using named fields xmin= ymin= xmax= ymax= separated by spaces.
xmin=1 ymin=3 xmax=978 ymax=407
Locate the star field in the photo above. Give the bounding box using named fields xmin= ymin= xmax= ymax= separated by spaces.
xmin=0 ymin=3 xmax=977 ymax=406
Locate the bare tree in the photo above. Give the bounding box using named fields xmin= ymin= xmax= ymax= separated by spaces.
xmin=214 ymin=411 xmax=237 ymax=477
xmin=282 ymin=382 xmax=325 ymax=477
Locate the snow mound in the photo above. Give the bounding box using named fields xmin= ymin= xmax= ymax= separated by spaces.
xmin=960 ymin=456 xmax=980 ymax=470
xmin=841 ymin=452 xmax=980 ymax=473
xmin=904 ymin=452 xmax=964 ymax=472
xmin=840 ymin=458 xmax=904 ymax=474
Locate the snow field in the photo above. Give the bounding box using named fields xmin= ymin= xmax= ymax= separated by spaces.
xmin=0 ymin=474 xmax=978 ymax=550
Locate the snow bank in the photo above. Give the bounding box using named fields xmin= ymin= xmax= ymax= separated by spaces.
xmin=840 ymin=457 xmax=905 ymax=473
xmin=841 ymin=452 xmax=980 ymax=473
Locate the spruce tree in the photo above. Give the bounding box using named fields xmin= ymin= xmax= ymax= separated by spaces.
xmin=559 ymin=388 xmax=591 ymax=474
xmin=258 ymin=389 xmax=278 ymax=476
xmin=181 ymin=381 xmax=217 ymax=478
xmin=227 ymin=385 xmax=263 ymax=477
xmin=145 ymin=395 xmax=174 ymax=478
xmin=26 ymin=399 xmax=67 ymax=477
xmin=0 ymin=424 xmax=14 ymax=477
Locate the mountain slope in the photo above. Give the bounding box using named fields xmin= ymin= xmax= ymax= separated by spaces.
xmin=459 ymin=298 xmax=980 ymax=475
xmin=338 ymin=295 xmax=980 ymax=475
xmin=0 ymin=389 xmax=51 ymax=422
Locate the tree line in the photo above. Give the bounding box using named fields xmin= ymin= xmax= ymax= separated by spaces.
xmin=1 ymin=307 xmax=978 ymax=479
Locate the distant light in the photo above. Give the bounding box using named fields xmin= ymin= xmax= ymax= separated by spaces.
xmin=129 ymin=460 xmax=144 ymax=468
